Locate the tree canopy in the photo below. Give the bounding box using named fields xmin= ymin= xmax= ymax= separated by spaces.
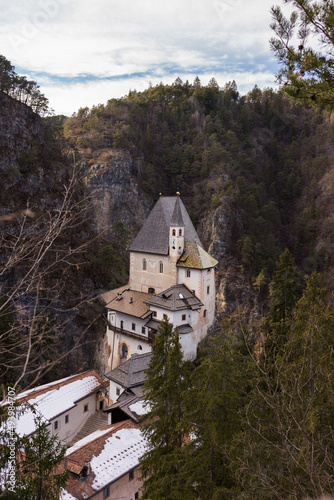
xmin=0 ymin=55 xmax=49 ymax=115
xmin=270 ymin=0 xmax=334 ymax=106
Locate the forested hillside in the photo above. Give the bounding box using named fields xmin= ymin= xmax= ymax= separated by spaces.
xmin=1 ymin=56 xmax=334 ymax=497
xmin=64 ymin=78 xmax=334 ymax=290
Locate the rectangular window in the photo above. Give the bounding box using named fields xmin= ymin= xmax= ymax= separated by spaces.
xmin=65 ymin=415 xmax=69 ymax=424
xmin=120 ymin=320 xmax=124 ymax=329
xmin=142 ymin=326 xmax=146 ymax=334
xmin=186 ymin=269 xmax=191 ymax=278
xmin=103 ymin=485 xmax=110 ymax=499
xmin=129 ymin=469 xmax=134 ymax=481
xmin=54 ymin=420 xmax=58 ymax=431
xmin=152 ymin=311 xmax=157 ymax=318
xmin=99 ymin=400 xmax=104 ymax=410
xmin=163 ymin=314 xmax=168 ymax=320
xmin=116 ymin=387 xmax=120 ymax=396
xmin=182 ymin=314 xmax=186 ymax=321
xmin=132 ymin=323 xmax=136 ymax=331
xmin=207 ymin=286 xmax=210 ymax=294
xmin=84 ymin=404 xmax=89 ymax=413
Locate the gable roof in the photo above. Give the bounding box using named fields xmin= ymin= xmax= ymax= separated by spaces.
xmin=177 ymin=241 xmax=219 ymax=269
xmin=8 ymin=370 xmax=105 ymax=437
xmin=145 ymin=284 xmax=202 ymax=312
xmin=129 ymin=196 xmax=202 ymax=255
xmin=105 ymin=352 xmax=152 ymax=388
xmin=60 ymin=420 xmax=146 ymax=500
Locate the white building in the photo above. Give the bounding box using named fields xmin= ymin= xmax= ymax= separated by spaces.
xmin=4 ymin=370 xmax=107 ymax=446
xmin=101 ymin=195 xmax=218 ymax=368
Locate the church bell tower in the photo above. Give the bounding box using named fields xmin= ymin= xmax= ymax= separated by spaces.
xmin=169 ymin=193 xmax=185 ymax=258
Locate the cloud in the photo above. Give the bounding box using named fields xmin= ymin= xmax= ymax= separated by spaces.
xmin=0 ymin=0 xmax=280 ymax=114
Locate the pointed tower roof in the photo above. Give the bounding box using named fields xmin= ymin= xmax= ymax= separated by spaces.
xmin=129 ymin=196 xmax=202 ymax=255
xmin=170 ymin=194 xmax=184 ymax=227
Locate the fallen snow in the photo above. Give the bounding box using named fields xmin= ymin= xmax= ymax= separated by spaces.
xmin=12 ymin=376 xmax=101 ymax=437
xmin=90 ymin=428 xmax=147 ymax=490
xmin=129 ymin=400 xmax=150 ymax=416
xmin=65 ymin=427 xmax=113 ymax=455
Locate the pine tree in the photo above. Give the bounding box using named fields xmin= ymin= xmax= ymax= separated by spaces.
xmin=1 ymin=413 xmax=69 ymax=499
xmin=181 ymin=328 xmax=249 ymax=499
xmin=140 ymin=319 xmax=190 ymax=499
xmin=232 ymin=272 xmax=334 ymax=499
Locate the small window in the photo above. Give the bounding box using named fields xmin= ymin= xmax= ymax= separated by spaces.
xmin=142 ymin=258 xmax=147 ymax=271
xmin=132 ymin=323 xmax=136 ymax=331
xmin=137 ymin=344 xmax=143 ymax=350
xmin=148 ymin=287 xmax=155 ymax=294
xmin=65 ymin=415 xmax=69 ymax=424
xmin=103 ymin=485 xmax=110 ymax=499
xmin=182 ymin=314 xmax=186 ymax=321
xmin=54 ymin=420 xmax=58 ymax=431
xmin=186 ymin=269 xmax=191 ymax=278
xmin=172 ymin=229 xmax=176 ymax=236
xmin=99 ymin=400 xmax=104 ymax=410
xmin=159 ymin=261 xmax=163 ymax=273
xmin=207 ymin=286 xmax=210 ymax=294
xmin=84 ymin=404 xmax=89 ymax=413
xmin=152 ymin=311 xmax=157 ymax=318
xmin=116 ymin=387 xmax=121 ymax=396
xmin=120 ymin=320 xmax=124 ymax=329
xmin=179 ymin=229 xmax=182 ymax=236
xmin=163 ymin=313 xmax=168 ymax=320
xmin=142 ymin=326 xmax=146 ymax=334
xmin=207 ymin=268 xmax=211 ymax=273
xmin=135 ymin=493 xmax=139 ymax=500
xmin=129 ymin=469 xmax=134 ymax=481
xmin=203 ymin=309 xmax=207 ymax=318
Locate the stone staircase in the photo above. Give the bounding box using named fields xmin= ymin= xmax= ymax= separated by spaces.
xmin=69 ymin=412 xmax=108 ymax=446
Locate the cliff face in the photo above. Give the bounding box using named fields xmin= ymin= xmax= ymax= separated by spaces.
xmin=81 ymin=149 xmax=151 ymax=238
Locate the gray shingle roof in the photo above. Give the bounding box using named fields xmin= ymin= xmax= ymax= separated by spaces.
xmin=129 ymin=196 xmax=202 ymax=255
xmin=105 ymin=352 xmax=152 ymax=388
xmin=145 ymin=284 xmax=202 ymax=311
xmin=170 ymin=195 xmax=184 ymax=227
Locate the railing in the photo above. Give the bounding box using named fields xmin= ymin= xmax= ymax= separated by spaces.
xmin=113 ymin=326 xmax=157 ymax=345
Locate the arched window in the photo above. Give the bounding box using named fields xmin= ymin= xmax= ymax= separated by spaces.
xmin=142 ymin=258 xmax=147 ymax=271
xmin=172 ymin=229 xmax=176 ymax=236
xmin=159 ymin=261 xmax=163 ymax=273
xmin=137 ymin=345 xmax=143 ymax=351
xmin=120 ymin=343 xmax=128 ymax=358
xmin=179 ymin=229 xmax=182 ymax=236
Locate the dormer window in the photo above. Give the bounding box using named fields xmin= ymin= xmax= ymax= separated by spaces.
xmin=172 ymin=229 xmax=176 ymax=236
xmin=142 ymin=258 xmax=147 ymax=271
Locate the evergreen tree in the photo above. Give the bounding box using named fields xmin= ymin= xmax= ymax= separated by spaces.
xmin=270 ymin=0 xmax=334 ymax=106
xmin=1 ymin=413 xmax=69 ymax=499
xmin=181 ymin=328 xmax=249 ymax=499
xmin=140 ymin=319 xmax=190 ymax=499
xmin=232 ymin=272 xmax=334 ymax=499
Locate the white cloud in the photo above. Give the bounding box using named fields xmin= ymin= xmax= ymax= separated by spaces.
xmin=0 ymin=0 xmax=280 ymax=114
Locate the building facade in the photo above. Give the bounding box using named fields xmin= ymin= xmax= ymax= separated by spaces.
xmin=101 ymin=195 xmax=218 ymax=368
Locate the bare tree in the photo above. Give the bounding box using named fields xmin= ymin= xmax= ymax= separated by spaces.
xmin=0 ymin=169 xmax=100 ymax=397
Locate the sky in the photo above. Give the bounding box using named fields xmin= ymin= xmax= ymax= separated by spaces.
xmin=1 ymin=0 xmax=281 ymax=116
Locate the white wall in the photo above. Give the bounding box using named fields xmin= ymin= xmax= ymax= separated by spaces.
xmin=49 ymin=393 xmax=98 ymax=445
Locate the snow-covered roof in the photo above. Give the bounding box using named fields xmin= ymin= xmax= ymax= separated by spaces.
xmin=61 ymin=420 xmax=147 ymax=500
xmin=2 ymin=370 xmax=105 ymax=437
